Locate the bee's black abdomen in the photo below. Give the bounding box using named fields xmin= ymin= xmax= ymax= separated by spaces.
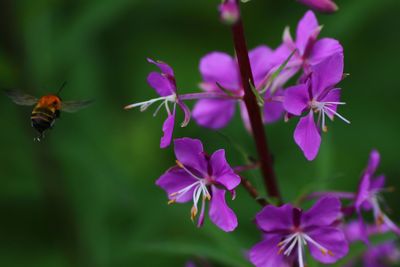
xmin=31 ymin=108 xmax=56 ymax=133
xmin=31 ymin=117 xmax=53 ymax=133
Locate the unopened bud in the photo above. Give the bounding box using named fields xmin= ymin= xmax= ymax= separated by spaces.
xmin=219 ymin=0 xmax=239 ymax=25
xmin=297 ymin=0 xmax=338 ymax=14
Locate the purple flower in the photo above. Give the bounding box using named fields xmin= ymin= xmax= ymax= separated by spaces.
xmin=272 ymin=10 xmax=343 ymax=87
xmin=193 ymin=46 xmax=284 ymax=130
xmin=156 ymin=138 xmax=241 ymax=232
xmin=218 ymin=0 xmax=239 ymax=25
xmin=249 ymin=197 xmax=349 ymax=267
xmin=362 ymin=242 xmax=400 ymax=267
xmin=343 ymin=222 xmax=400 ymax=267
xmin=297 ymin=0 xmax=338 ymax=13
xmin=283 ymin=53 xmax=350 ymax=160
xmin=343 ymin=220 xmax=390 ymax=243
xmin=124 ymin=58 xmax=190 ymax=148
xmin=354 ymin=150 xmax=400 ymax=241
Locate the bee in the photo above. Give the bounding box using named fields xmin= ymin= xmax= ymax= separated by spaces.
xmin=5 ymin=83 xmax=92 ymax=141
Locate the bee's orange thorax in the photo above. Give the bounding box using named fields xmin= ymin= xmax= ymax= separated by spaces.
xmin=36 ymin=95 xmax=62 ymax=111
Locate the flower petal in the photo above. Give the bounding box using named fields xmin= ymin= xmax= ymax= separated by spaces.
xmin=239 ymin=101 xmax=252 ymax=132
xmin=192 ymin=99 xmax=236 ymax=129
xmin=199 ymin=52 xmax=239 ymax=90
xmin=370 ymin=175 xmax=385 ymax=192
xmin=156 ymin=166 xmax=198 ymax=203
xmin=294 ymin=111 xmax=321 ymax=161
xmin=355 ymin=174 xmax=371 ymax=211
xmin=312 ymin=53 xmax=344 ymax=98
xmin=209 ymin=186 xmax=238 ymax=232
xmin=263 ymin=89 xmax=284 ymax=123
xmin=147 ymin=58 xmax=174 ymax=76
xmin=249 ymin=235 xmax=291 ymax=267
xmin=302 ymin=197 xmax=341 ymax=229
xmin=321 ymin=88 xmax=341 ymax=120
xmin=249 ymin=45 xmax=275 ymax=86
xmin=296 ymin=11 xmax=320 ymax=55
xmin=309 ymin=38 xmax=343 ymax=66
xmin=177 ymin=100 xmax=191 ymax=127
xmin=298 ymin=0 xmax=338 ymax=13
xmin=147 ymin=72 xmax=175 ymax=96
xmin=210 ymin=149 xmax=241 ymax=190
xmin=283 ymin=84 xmax=309 ymax=116
xmin=366 ymin=150 xmax=380 ymax=176
xmin=307 ymin=227 xmax=349 ymax=264
xmin=174 ymin=138 xmax=208 ymax=173
xmin=255 ymin=204 xmax=294 ymax=232
xmin=160 ymin=114 xmax=175 ymax=148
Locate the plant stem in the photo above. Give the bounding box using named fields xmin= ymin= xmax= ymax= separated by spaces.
xmin=233 ymin=162 xmax=260 ymax=173
xmin=231 ymin=0 xmax=282 ymax=203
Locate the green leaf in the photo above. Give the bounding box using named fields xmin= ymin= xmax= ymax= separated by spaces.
xmin=249 ymin=79 xmax=264 ymax=107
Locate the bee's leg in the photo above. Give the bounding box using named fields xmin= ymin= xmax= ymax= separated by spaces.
xmin=34 ymin=131 xmax=45 ymax=142
xmin=50 ymin=119 xmax=56 ymax=129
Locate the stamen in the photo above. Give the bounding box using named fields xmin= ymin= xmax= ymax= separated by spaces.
xmin=321 ymin=109 xmax=327 ymax=132
xmin=153 ymin=101 xmax=165 ymax=117
xmin=298 ymin=236 xmax=305 ymax=267
xmin=278 ymin=233 xmax=297 ymax=248
xmin=165 ymin=100 xmax=171 ymax=115
xmin=323 ymin=101 xmax=346 ymax=105
xmin=376 ymin=213 xmax=385 ymax=226
xmin=323 ymin=106 xmax=351 ymax=124
xmin=284 ymin=235 xmax=299 ymax=256
xmin=124 ymin=95 xmax=176 ymax=111
xmin=191 ymin=206 xmax=198 ymax=221
xmin=169 ymin=181 xmax=200 ymax=198
xmin=124 ymin=96 xmax=167 ymax=110
xmin=303 ymin=234 xmax=332 ymax=256
xmin=175 ymin=160 xmax=203 ymax=180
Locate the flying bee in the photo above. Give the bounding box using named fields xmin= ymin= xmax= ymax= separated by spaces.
xmin=5 ymin=82 xmax=92 ymax=141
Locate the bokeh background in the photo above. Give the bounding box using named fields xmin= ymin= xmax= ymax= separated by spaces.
xmin=0 ymin=0 xmax=399 ymax=266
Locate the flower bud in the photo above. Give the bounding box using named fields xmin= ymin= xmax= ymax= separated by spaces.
xmin=298 ymin=0 xmax=338 ymax=13
xmin=218 ymin=0 xmax=239 ymax=25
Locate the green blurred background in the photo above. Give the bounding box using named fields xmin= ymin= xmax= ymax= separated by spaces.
xmin=0 ymin=0 xmax=399 ymax=266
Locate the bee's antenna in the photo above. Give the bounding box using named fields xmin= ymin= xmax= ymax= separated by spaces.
xmin=56 ymin=81 xmax=67 ymax=96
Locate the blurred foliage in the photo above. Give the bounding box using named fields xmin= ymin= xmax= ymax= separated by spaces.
xmin=0 ymin=0 xmax=399 ymax=266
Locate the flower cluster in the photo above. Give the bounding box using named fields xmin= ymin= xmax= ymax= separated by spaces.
xmin=124 ymin=2 xmax=399 ymax=267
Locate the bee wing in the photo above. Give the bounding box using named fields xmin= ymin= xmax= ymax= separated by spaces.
xmin=4 ymin=89 xmax=38 ymax=106
xmin=61 ymin=99 xmax=93 ymax=113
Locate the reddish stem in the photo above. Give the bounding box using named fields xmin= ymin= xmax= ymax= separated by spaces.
xmin=231 ymin=0 xmax=282 ymax=203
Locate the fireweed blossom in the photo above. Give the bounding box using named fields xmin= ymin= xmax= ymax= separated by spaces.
xmin=249 ymin=197 xmax=349 ymax=267
xmin=343 ymin=220 xmax=390 ymax=243
xmin=124 ymin=58 xmax=190 ymax=148
xmin=297 ymin=0 xmax=338 ymax=13
xmin=342 ymin=224 xmax=400 ymax=267
xmin=156 ymin=138 xmax=241 ymax=232
xmin=193 ymin=46 xmax=284 ymax=130
xmin=311 ymin=151 xmax=400 ymax=241
xmin=283 ymin=53 xmax=350 ymax=160
xmin=271 ymin=10 xmax=343 ymax=88
xmin=354 ymin=150 xmax=400 ymax=240
xmin=361 ymin=242 xmax=400 ymax=267
xmin=125 ymin=59 xmax=239 ymax=148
